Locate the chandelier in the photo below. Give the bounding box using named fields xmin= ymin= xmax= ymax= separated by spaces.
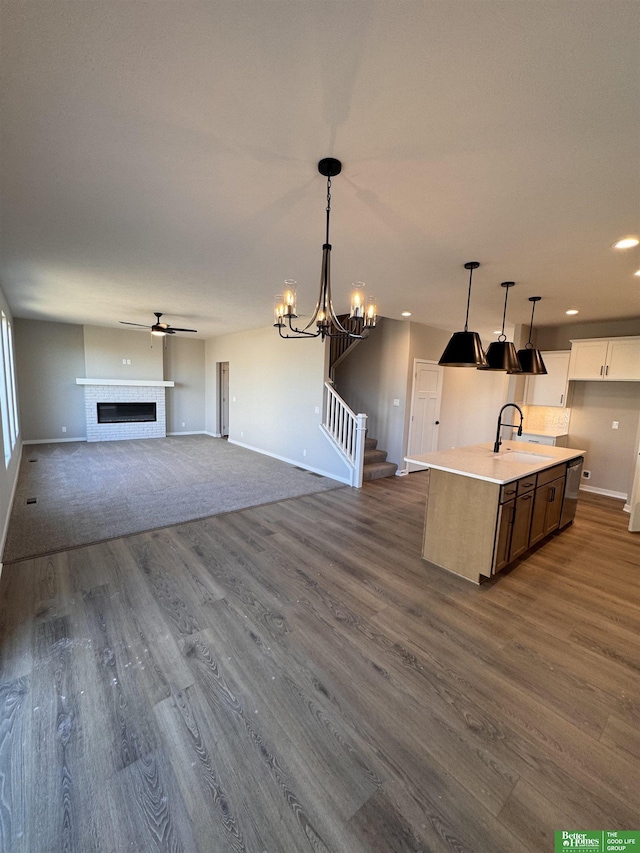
xmin=274 ymin=158 xmax=377 ymax=340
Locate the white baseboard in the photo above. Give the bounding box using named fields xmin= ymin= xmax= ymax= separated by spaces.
xmin=623 ymin=502 xmax=631 ymax=514
xmin=579 ymin=484 xmax=627 ymax=501
xmin=23 ymin=437 xmax=87 ymax=445
xmin=167 ymin=431 xmax=207 ymax=436
xmin=1 ymin=442 xmax=23 ymax=578
xmin=203 ymin=431 xmax=222 ymax=438
xmin=228 ymin=439 xmax=351 ymax=485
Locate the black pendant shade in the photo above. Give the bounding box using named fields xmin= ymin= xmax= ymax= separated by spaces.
xmin=439 ymin=262 xmax=488 ymax=367
xmin=515 ymin=346 xmax=547 ymax=375
xmin=512 ymin=296 xmax=548 ymax=375
xmin=439 ymin=330 xmax=488 ymax=368
xmin=479 ymin=281 xmax=522 ymax=372
xmin=483 ymin=339 xmax=522 ymax=372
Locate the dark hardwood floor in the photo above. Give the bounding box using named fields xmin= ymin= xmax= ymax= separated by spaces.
xmin=1 ymin=474 xmax=639 ymax=852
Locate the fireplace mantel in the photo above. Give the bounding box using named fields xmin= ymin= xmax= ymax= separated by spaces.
xmin=76 ymin=378 xmax=174 ymax=387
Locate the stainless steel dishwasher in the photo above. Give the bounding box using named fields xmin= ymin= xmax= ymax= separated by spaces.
xmin=560 ymin=456 xmax=584 ymax=528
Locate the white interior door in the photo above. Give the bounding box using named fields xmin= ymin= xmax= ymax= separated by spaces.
xmin=407 ymin=360 xmax=443 ymax=472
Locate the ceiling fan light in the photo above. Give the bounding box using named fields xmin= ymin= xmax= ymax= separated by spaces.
xmin=439 ymin=331 xmax=488 ymax=367
xmin=151 ymin=329 xmax=166 ymax=337
xmin=515 ymin=347 xmax=547 ymax=375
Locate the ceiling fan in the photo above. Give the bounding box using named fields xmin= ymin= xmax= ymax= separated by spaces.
xmin=119 ymin=312 xmax=197 ymax=337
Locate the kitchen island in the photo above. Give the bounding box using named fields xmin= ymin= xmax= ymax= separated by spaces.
xmin=405 ymin=440 xmax=585 ymax=584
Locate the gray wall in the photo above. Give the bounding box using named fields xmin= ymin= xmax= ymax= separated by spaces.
xmin=84 ymin=325 xmax=163 ymax=380
xmin=164 ymin=336 xmax=206 ymax=433
xmin=568 ymin=382 xmax=639 ymax=498
xmin=535 ymin=318 xmax=640 ymax=498
xmin=14 ymin=320 xmax=207 ymax=443
xmin=536 ymin=317 xmax=640 ymax=350
xmin=205 ymin=325 xmax=350 ymax=481
xmin=334 ymin=318 xmax=410 ymax=468
xmin=438 ymin=366 xmax=510 ymax=450
xmin=15 ymin=318 xmax=86 ymax=441
xmin=0 ymin=284 xmax=22 ymax=561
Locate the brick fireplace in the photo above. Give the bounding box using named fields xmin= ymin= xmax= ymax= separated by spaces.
xmin=76 ymin=378 xmax=174 ymax=441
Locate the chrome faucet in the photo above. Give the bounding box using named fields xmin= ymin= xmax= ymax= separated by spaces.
xmin=493 ymin=403 xmax=524 ymax=453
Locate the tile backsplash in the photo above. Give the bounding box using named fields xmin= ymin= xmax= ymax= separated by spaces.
xmin=522 ymin=405 xmax=571 ymax=434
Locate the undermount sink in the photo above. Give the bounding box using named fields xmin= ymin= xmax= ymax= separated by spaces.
xmin=492 ymin=450 xmax=552 ymax=463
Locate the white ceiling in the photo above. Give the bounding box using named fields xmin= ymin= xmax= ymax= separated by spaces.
xmin=1 ymin=1 xmax=639 ymax=342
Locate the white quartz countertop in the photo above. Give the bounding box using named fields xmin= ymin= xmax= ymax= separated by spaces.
xmin=405 ymin=441 xmax=585 ymax=485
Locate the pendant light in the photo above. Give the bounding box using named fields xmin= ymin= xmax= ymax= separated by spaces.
xmin=438 ymin=262 xmax=488 ymax=367
xmin=274 ymin=158 xmax=377 ymax=341
xmin=513 ymin=296 xmax=547 ymax=375
xmin=480 ymin=282 xmax=522 ymax=371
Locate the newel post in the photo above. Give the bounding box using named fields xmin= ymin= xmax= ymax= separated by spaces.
xmin=353 ymin=413 xmax=368 ymax=488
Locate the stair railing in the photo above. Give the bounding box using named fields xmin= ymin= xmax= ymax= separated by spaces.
xmin=321 ymin=382 xmax=367 ymax=488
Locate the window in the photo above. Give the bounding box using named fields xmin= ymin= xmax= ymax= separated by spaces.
xmin=0 ymin=311 xmax=19 ymax=466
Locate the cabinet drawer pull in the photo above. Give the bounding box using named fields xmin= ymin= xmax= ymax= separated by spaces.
xmin=600 ymin=364 xmax=604 ymax=376
xmin=522 ymin=494 xmax=532 ymax=501
xmin=605 ymin=365 xmax=609 ymax=376
xmin=522 ymin=481 xmax=535 ymax=489
xmin=560 ymin=394 xmax=564 ymax=405
xmin=548 ymin=486 xmax=556 ymax=502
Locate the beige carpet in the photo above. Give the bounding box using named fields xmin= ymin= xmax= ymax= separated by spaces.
xmin=3 ymin=435 xmax=344 ymax=563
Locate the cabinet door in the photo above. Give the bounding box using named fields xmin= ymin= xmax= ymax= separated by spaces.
xmin=493 ymin=500 xmax=514 ymax=574
xmin=568 ymin=340 xmax=609 ymax=380
xmin=605 ymin=339 xmax=640 ymax=380
xmin=544 ymin=476 xmax=565 ymax=535
xmin=524 ymin=351 xmax=570 ymax=406
xmin=530 ymin=476 xmax=566 ymax=546
xmin=510 ymin=492 xmax=534 ymax=560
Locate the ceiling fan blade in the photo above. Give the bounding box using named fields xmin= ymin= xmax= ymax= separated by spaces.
xmin=120 ymin=321 xmax=151 ymax=328
xmin=166 ymin=327 xmax=198 ymax=333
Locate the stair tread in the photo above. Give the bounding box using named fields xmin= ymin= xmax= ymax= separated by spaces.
xmin=364 ymin=437 xmax=378 ymax=450
xmin=364 ymin=449 xmax=388 ymax=464
xmin=362 ymin=460 xmax=398 ymax=481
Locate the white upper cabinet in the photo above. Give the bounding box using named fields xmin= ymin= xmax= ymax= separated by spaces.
xmin=568 ymin=337 xmax=640 ymax=381
xmin=524 ymin=351 xmax=570 ymax=407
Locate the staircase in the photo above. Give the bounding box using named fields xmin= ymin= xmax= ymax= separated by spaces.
xmin=363 ymin=436 xmax=398 ymax=481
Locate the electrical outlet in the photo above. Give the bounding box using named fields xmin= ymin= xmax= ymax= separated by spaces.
xmin=181 ymin=422 xmax=185 ymax=427
xmin=393 ymin=399 xmax=400 ymax=407
xmin=122 ymin=358 xmax=127 ymax=364
xmin=612 ymin=421 xmax=619 ymax=430
xmin=314 ymin=406 xmax=320 ymax=414
xmin=582 ymin=470 xmax=591 ymax=479
xmin=61 ymin=426 xmax=67 ymax=433
xmin=303 ymin=449 xmax=307 ymax=457
xmin=240 ymin=430 xmax=243 ymax=438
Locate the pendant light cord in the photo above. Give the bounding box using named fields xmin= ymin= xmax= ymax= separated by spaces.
xmin=527 ymin=300 xmax=535 ymax=346
xmin=463 ymin=265 xmax=473 ymax=332
xmin=499 ymin=289 xmax=508 ymax=341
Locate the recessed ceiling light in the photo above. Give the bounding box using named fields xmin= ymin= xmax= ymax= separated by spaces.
xmin=566 ymin=309 xmax=579 ymax=315
xmin=401 ymin=311 xmax=412 ymax=317
xmin=634 ymin=269 xmax=640 ymax=277
xmin=613 ymin=236 xmax=639 ymax=249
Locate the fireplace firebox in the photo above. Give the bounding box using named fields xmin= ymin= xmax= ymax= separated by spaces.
xmin=97 ymin=402 xmax=157 ymax=424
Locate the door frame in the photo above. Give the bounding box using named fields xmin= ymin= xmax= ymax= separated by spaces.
xmin=217 ymin=361 xmax=229 ymax=438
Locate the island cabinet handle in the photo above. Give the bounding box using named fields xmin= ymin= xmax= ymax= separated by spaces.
xmin=521 ymin=494 xmax=532 ymax=501
xmin=600 ymin=365 xmax=604 ymax=376
xmin=605 ymin=365 xmax=609 ymax=376
xmin=548 ymin=486 xmax=556 ymax=502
